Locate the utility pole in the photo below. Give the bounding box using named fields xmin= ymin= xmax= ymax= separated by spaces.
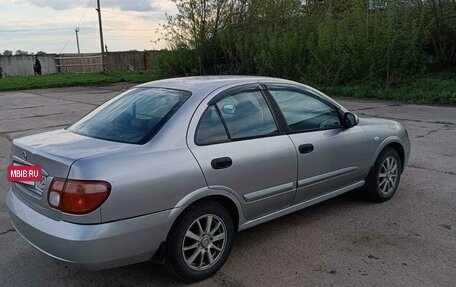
xmin=96 ymin=0 xmax=106 ymax=71
xmin=75 ymin=27 xmax=81 ymax=54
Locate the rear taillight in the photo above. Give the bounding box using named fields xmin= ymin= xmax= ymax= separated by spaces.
xmin=48 ymin=178 xmax=111 ymax=214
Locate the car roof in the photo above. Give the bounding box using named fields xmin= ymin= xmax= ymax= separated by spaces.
xmin=135 ymin=75 xmax=294 ymax=98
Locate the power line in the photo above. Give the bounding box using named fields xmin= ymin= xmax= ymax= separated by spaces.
xmin=105 ymin=28 xmax=159 ymax=31
xmin=0 ymin=27 xmax=159 ymax=33
xmin=1 ymin=1 xmax=94 ymax=34
xmin=101 ymin=9 xmax=162 ymax=19
xmin=78 ymin=0 xmax=94 ymax=27
xmin=73 ymin=0 xmax=94 ymax=53
xmin=81 ymin=36 xmax=156 ymax=40
xmin=0 ymin=27 xmax=96 ymax=32
xmin=3 ymin=1 xmax=165 ymax=52
xmin=58 ymin=38 xmax=72 ymax=53
xmin=59 ymin=0 xmax=94 ymax=53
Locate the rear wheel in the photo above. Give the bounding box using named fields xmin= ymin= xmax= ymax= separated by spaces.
xmin=165 ymin=201 xmax=235 ymax=282
xmin=365 ymin=147 xmax=402 ymax=202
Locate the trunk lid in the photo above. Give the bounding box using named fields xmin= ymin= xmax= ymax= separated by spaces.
xmin=11 ymin=129 xmax=132 ymax=221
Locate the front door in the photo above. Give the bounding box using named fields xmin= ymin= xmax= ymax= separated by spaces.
xmin=187 ymin=85 xmax=297 ymax=220
xmin=265 ymin=84 xmax=371 ymax=204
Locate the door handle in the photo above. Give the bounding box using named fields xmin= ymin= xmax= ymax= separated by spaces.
xmin=298 ymin=144 xmax=314 ymax=154
xmin=211 ymin=157 xmax=233 ymax=170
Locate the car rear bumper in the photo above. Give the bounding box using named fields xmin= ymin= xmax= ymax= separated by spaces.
xmin=7 ymin=188 xmax=179 ymax=269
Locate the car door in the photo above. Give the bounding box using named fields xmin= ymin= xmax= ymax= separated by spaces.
xmin=264 ymin=84 xmax=371 ymax=204
xmin=187 ymin=84 xmax=298 ymax=220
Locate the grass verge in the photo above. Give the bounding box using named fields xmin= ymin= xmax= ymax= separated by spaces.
xmin=317 ymin=70 xmax=456 ymax=105
xmin=0 ymin=70 xmax=455 ymax=105
xmin=0 ymin=70 xmax=160 ymax=92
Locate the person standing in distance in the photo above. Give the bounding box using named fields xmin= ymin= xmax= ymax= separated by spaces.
xmin=34 ymin=57 xmax=42 ymax=75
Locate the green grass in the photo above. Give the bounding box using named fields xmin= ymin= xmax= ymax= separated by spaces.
xmin=0 ymin=70 xmax=160 ymax=92
xmin=1 ymin=69 xmax=455 ymax=105
xmin=316 ymin=70 xmax=456 ymax=105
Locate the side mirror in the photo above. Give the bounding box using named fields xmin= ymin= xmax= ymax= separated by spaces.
xmin=343 ymin=112 xmax=359 ymax=128
xmin=222 ymin=104 xmax=236 ymax=114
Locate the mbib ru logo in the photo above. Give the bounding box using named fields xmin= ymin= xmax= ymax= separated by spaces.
xmin=7 ymin=165 xmax=42 ymax=182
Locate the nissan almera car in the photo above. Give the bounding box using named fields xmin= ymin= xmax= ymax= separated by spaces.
xmin=7 ymin=76 xmax=410 ymax=282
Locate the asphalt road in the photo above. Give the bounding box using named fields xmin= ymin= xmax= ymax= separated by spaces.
xmin=0 ymin=84 xmax=455 ymax=287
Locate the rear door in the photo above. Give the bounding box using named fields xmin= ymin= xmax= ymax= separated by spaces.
xmin=187 ymin=84 xmax=298 ymax=220
xmin=264 ymin=84 xmax=371 ymax=204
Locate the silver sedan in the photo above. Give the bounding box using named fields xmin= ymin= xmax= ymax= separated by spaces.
xmin=7 ymin=76 xmax=410 ymax=282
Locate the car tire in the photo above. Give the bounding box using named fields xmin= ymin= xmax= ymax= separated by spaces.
xmin=364 ymin=147 xmax=402 ymax=202
xmin=165 ymin=200 xmax=235 ymax=282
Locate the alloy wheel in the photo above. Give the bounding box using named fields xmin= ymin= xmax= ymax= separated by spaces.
xmin=182 ymin=214 xmax=227 ymax=271
xmin=378 ymin=156 xmax=399 ymax=195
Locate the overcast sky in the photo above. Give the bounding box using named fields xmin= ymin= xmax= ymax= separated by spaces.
xmin=0 ymin=0 xmax=177 ymax=54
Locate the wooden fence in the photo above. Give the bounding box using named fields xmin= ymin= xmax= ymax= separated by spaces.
xmin=55 ymin=53 xmax=103 ymax=73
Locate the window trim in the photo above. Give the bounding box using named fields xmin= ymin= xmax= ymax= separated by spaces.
xmin=214 ymin=104 xmax=232 ymax=141
xmin=194 ymin=105 xmax=231 ymax=146
xmin=264 ymin=84 xmax=344 ymax=134
xmin=194 ymin=84 xmax=281 ymax=146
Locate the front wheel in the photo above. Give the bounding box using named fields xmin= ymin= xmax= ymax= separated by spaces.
xmin=165 ymin=201 xmax=235 ymax=282
xmin=365 ymin=147 xmax=402 ymax=202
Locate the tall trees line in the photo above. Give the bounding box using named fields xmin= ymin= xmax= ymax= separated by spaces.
xmin=157 ymin=0 xmax=456 ymax=85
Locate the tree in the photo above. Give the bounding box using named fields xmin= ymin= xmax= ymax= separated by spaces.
xmin=15 ymin=50 xmax=29 ymax=55
xmin=163 ymin=0 xmax=234 ymax=74
xmin=3 ymin=50 xmax=13 ymax=56
xmin=36 ymin=51 xmax=47 ymax=55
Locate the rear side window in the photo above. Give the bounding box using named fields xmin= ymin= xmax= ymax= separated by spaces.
xmin=68 ymin=88 xmax=190 ymax=144
xmin=195 ymin=106 xmax=229 ymax=145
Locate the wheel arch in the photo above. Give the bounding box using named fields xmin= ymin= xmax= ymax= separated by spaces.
xmin=384 ymin=142 xmax=405 ymax=172
xmin=372 ymin=137 xmax=406 ymax=173
xmin=152 ymin=188 xmax=243 ymax=264
xmin=170 ymin=187 xmax=244 ymax=232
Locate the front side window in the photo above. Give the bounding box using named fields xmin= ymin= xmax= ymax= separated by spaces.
xmin=267 ymin=86 xmax=341 ymax=133
xmin=215 ymin=90 xmax=278 ymax=140
xmin=68 ymin=88 xmax=190 ymax=144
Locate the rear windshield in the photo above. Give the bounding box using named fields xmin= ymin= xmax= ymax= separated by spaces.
xmin=68 ymin=88 xmax=191 ymax=144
